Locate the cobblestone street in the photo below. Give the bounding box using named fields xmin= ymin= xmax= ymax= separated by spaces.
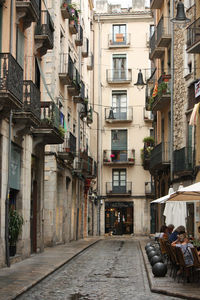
xmin=17 ymin=238 xmax=180 ymax=300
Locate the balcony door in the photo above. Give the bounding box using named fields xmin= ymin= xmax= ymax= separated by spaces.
xmin=113 ymin=54 xmax=126 ymax=81
xmin=112 ymin=169 xmax=126 ymax=193
xmin=113 ymin=24 xmax=126 ymax=45
xmin=112 ymin=91 xmax=127 ymax=120
xmin=111 ymin=129 xmax=127 ymax=162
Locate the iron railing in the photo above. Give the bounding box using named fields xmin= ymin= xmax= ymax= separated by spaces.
xmin=106 ymin=181 xmax=132 ymax=195
xmin=16 ymin=0 xmax=40 ymax=18
xmin=187 ymin=17 xmax=200 ymax=50
xmin=149 ymin=30 xmax=156 ymax=55
xmin=0 ymin=53 xmax=23 ymax=103
xmin=40 ymin=101 xmax=64 ymax=131
xmin=75 ymin=25 xmax=83 ymax=45
xmin=35 ymin=10 xmax=54 ymax=48
xmin=103 ymin=150 xmax=135 ymax=163
xmin=150 ymin=142 xmax=170 ymax=169
xmin=157 ymin=16 xmax=171 ymax=43
xmin=58 ymin=131 xmax=76 ymax=154
xmin=145 ymin=181 xmax=155 ymax=195
xmin=108 ymin=33 xmax=131 ymax=47
xmin=106 ymin=69 xmax=132 ymax=82
xmin=174 ymin=147 xmax=194 ymax=173
xmin=105 ymin=106 xmax=133 ymax=121
xmin=23 ymin=80 xmax=40 ymax=119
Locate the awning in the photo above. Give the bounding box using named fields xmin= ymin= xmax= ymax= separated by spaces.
xmin=151 ymin=187 xmax=175 ymax=204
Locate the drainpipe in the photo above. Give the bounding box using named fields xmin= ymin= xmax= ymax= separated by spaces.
xmin=5 ymin=0 xmax=14 ymax=268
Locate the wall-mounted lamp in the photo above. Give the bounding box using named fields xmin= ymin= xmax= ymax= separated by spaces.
xmin=171 ymin=0 xmax=190 ymax=24
xmin=134 ymin=69 xmax=146 ymax=90
xmin=108 ymin=108 xmax=115 ymax=120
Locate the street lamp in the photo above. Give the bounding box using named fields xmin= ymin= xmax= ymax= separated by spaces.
xmin=170 ymin=0 xmax=190 ymax=182
xmin=134 ymin=69 xmax=146 ymax=90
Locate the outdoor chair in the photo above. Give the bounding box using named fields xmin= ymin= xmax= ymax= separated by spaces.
xmin=191 ymin=247 xmax=200 ymax=282
xmin=175 ymin=246 xmax=194 ymax=283
xmin=167 ymin=244 xmax=179 ymax=279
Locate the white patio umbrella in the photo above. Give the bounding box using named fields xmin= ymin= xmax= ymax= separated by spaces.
xmin=167 ymin=182 xmax=200 ymax=202
xmin=151 ymin=187 xmax=175 ymax=204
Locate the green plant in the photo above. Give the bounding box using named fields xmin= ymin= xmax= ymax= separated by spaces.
xmin=143 ymin=136 xmax=155 ymax=145
xmin=59 ymin=125 xmax=65 ymax=138
xmin=9 ymin=210 xmax=23 ymax=246
xmin=157 ymin=82 xmax=168 ymax=97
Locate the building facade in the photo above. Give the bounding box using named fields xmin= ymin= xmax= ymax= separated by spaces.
xmin=93 ymin=0 xmax=153 ymax=236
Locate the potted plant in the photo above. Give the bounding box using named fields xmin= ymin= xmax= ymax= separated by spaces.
xmin=143 ymin=136 xmax=155 ymax=146
xmin=9 ymin=209 xmax=23 ymax=256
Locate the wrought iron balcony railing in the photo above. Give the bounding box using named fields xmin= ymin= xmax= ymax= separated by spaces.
xmin=106 ymin=181 xmax=132 ymax=195
xmin=187 ymin=17 xmax=200 ymax=53
xmin=108 ymin=33 xmax=131 ymax=47
xmin=149 ymin=30 xmax=156 ymax=56
xmin=40 ymin=101 xmax=64 ymax=132
xmin=87 ymin=106 xmax=93 ymax=124
xmin=0 ymin=53 xmax=23 ymax=107
xmin=0 ymin=0 xmax=6 ymax=6
xmin=106 ymin=69 xmax=132 ymax=83
xmin=151 ymin=75 xmax=171 ymax=112
xmin=73 ymin=81 xmax=85 ymax=103
xmin=23 ymin=80 xmax=40 ymax=119
xmin=58 ymin=131 xmax=76 ymax=159
xmin=150 ymin=142 xmax=170 ymax=170
xmin=145 ymin=181 xmax=155 ymax=196
xmin=156 ymin=16 xmax=171 ymax=47
xmin=105 ymin=106 xmax=133 ymax=122
xmin=103 ymin=150 xmax=135 ymax=164
xmin=35 ymin=10 xmax=54 ymax=52
xmin=174 ymin=147 xmax=194 ymax=173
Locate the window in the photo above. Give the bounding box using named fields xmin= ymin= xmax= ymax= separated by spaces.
xmin=112 ymin=54 xmax=126 ymax=80
xmin=73 ymin=122 xmax=76 ymax=135
xmin=16 ymin=27 xmax=24 ymax=68
xmin=111 ymin=129 xmax=127 ymax=162
xmin=112 ymin=91 xmax=127 ymax=120
xmin=112 ymin=169 xmax=126 ymax=193
xmin=112 ymin=25 xmax=126 ymax=45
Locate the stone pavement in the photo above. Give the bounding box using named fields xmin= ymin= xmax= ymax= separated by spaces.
xmin=140 ymin=238 xmax=200 ymax=300
xmin=0 ymin=237 xmax=100 ymax=300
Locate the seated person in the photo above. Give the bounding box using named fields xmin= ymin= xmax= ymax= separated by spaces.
xmin=169 ymin=225 xmax=185 ymax=243
xmin=159 ymin=225 xmax=169 ymax=240
xmin=167 ymin=224 xmax=174 ymax=236
xmin=171 ymin=233 xmax=194 ymax=266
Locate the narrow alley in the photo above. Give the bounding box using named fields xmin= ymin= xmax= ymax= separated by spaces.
xmin=17 ymin=238 xmax=179 ymax=300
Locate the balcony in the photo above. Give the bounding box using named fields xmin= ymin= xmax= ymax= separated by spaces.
xmin=143 ymin=108 xmax=153 ymax=122
xmin=60 ymin=0 xmax=71 ymax=19
xmin=156 ymin=17 xmax=171 ymax=47
xmin=0 ymin=53 xmax=23 ymax=112
xmin=150 ymin=0 xmax=163 ymax=9
xmin=87 ymin=53 xmax=94 ymax=71
xmin=149 ymin=142 xmax=170 ymax=171
xmin=72 ymin=158 xmax=83 ymax=176
xmin=16 ymin=0 xmax=39 ymax=29
xmin=73 ymin=81 xmax=85 ymax=104
xmin=31 ymin=101 xmax=64 ymax=144
xmin=106 ymin=69 xmax=132 ymax=84
xmin=35 ymin=10 xmax=54 ymax=57
xmin=151 ymin=76 xmax=171 ymax=113
xmin=82 ymin=38 xmax=89 ymax=58
xmin=145 ymin=77 xmax=156 ymax=111
xmin=187 ymin=17 xmax=200 ymax=53
xmin=67 ymin=66 xmax=80 ymax=96
xmin=108 ymin=33 xmax=130 ymax=48
xmin=75 ymin=25 xmax=83 ymax=46
xmin=69 ymin=14 xmax=78 ymax=35
xmin=87 ymin=106 xmax=93 ymax=125
xmin=58 ymin=131 xmax=76 ymax=162
xmin=149 ymin=30 xmax=165 ymax=60
xmin=106 ymin=182 xmax=132 ymax=197
xmin=13 ymin=80 xmax=40 ymax=127
xmin=187 ymin=80 xmax=200 ymax=111
xmin=0 ymin=0 xmax=5 ymax=5
xmin=174 ymin=147 xmax=194 ymax=175
xmin=105 ymin=107 xmax=133 ymax=123
xmin=145 ymin=182 xmax=155 ymax=197
xmin=103 ymin=149 xmax=135 ymax=165
xmin=80 ymin=99 xmax=88 ymax=120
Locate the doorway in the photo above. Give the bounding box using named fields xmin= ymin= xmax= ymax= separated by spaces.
xmin=105 ymin=202 xmax=133 ymax=235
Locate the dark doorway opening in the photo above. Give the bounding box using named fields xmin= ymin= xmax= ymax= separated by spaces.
xmin=105 ymin=202 xmax=133 ymax=235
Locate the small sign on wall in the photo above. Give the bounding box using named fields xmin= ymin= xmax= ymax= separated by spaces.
xmin=195 ymin=80 xmax=200 ymax=98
